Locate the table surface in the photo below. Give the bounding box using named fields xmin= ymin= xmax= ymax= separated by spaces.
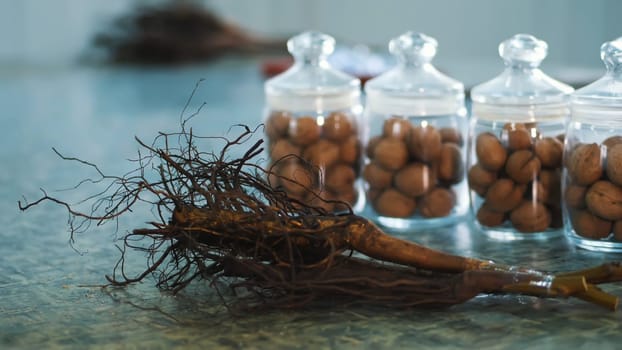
xmin=2 ymin=59 xmax=622 ymax=350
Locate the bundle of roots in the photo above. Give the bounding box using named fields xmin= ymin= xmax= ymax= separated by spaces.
xmin=19 ymin=120 xmax=622 ymax=311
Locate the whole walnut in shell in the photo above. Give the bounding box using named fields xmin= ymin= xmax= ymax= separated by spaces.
xmin=373 ymin=138 xmax=409 ymax=171
xmin=382 ymin=117 xmax=412 ymax=140
xmin=571 ymin=210 xmax=612 ymax=239
xmin=509 ymin=201 xmax=551 ymax=233
xmin=290 ymin=116 xmax=321 ymax=146
xmin=278 ymin=162 xmax=316 ymax=195
xmin=439 ymin=127 xmax=463 ymax=146
xmin=565 ymin=184 xmax=587 ymax=209
xmin=567 ymin=143 xmax=603 ymax=186
xmin=325 ymin=164 xmax=356 ymax=193
xmin=394 ymin=163 xmax=434 ymax=197
xmin=485 ymin=179 xmax=525 ymax=213
xmin=438 ymin=143 xmax=464 ymax=184
xmin=302 ymin=139 xmax=340 ymax=168
xmin=505 ymin=150 xmax=541 ymax=184
xmin=409 ymin=126 xmax=442 ymax=163
xmin=366 ymin=136 xmax=382 ymax=159
xmin=535 ymin=137 xmax=563 ymax=168
xmin=419 ymin=188 xmax=455 ymax=218
xmin=467 ymin=164 xmax=497 ymax=197
xmin=323 ymin=112 xmax=353 ymax=142
xmin=476 ymin=202 xmax=506 ymax=227
xmin=265 ymin=111 xmax=291 ymax=140
xmin=476 ymin=132 xmax=507 ymax=171
xmin=585 ymin=180 xmax=622 ymax=221
xmin=270 ymin=139 xmax=301 ymax=161
xmin=363 ymin=162 xmax=393 ymax=189
xmin=505 ymin=126 xmax=532 ymax=151
xmin=374 ymin=188 xmax=416 ymax=218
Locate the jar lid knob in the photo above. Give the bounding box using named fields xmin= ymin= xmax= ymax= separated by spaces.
xmin=287 ymin=31 xmax=335 ymax=61
xmin=601 ymin=38 xmax=622 ymax=73
xmin=499 ymin=34 xmax=547 ymax=68
xmin=389 ymin=31 xmax=437 ymax=65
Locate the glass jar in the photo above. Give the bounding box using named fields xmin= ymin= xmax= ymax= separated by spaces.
xmin=468 ymin=34 xmax=574 ymax=240
xmin=263 ymin=31 xmax=363 ymax=212
xmin=563 ymin=38 xmax=622 ymax=252
xmin=362 ymin=32 xmax=467 ymax=230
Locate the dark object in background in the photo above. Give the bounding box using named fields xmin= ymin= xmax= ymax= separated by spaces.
xmin=94 ymin=2 xmax=286 ymax=64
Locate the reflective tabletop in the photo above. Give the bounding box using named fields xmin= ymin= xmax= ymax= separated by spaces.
xmin=2 ymin=60 xmax=622 ymax=349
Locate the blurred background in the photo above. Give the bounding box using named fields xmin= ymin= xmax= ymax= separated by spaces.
xmin=1 ymin=0 xmax=621 ymax=86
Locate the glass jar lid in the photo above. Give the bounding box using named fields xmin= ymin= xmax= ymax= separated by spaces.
xmin=572 ymin=37 xmax=622 ymax=116
xmin=365 ymin=31 xmax=465 ymax=116
xmin=265 ymin=31 xmax=361 ymax=112
xmin=471 ymin=34 xmax=573 ymax=120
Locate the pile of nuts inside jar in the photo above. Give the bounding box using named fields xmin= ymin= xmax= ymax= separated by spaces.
xmin=565 ymin=137 xmax=622 ymax=241
xmin=265 ymin=111 xmax=360 ymax=211
xmin=363 ymin=117 xmax=464 ymax=219
xmin=468 ymin=123 xmax=564 ymax=233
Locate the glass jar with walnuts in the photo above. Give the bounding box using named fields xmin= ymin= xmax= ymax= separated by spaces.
xmin=468 ymin=34 xmax=573 ymax=240
xmin=362 ymin=32 xmax=468 ymax=230
xmin=263 ymin=31 xmax=363 ymax=212
xmin=563 ymin=37 xmax=622 ymax=252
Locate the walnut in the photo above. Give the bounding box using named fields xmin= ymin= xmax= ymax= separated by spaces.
xmin=265 ymin=111 xmax=291 ymax=140
xmin=484 ymin=179 xmax=525 ymax=213
xmin=269 ymin=138 xmax=301 ymax=162
xmin=505 ymin=126 xmax=532 ymax=151
xmin=505 ymin=150 xmax=541 ymax=184
xmin=323 ymin=112 xmax=353 ymax=141
xmin=373 ymin=138 xmax=409 ymax=171
xmin=476 ymin=202 xmax=506 ymax=227
xmin=565 ymin=184 xmax=588 ymax=209
xmin=363 ymin=162 xmax=393 ymax=190
xmin=394 ymin=163 xmax=434 ymax=197
xmin=419 ymin=187 xmax=455 ymax=218
xmin=373 ymin=188 xmax=416 ymax=218
xmin=408 ymin=126 xmax=442 ymax=163
xmin=437 ymin=143 xmax=464 ymax=184
xmin=278 ymin=162 xmax=316 ymax=195
xmin=567 ymin=143 xmax=603 ymax=186
xmin=535 ymin=137 xmax=563 ymax=168
xmin=382 ymin=117 xmax=412 ymax=140
xmin=467 ymin=164 xmax=498 ymax=197
xmin=325 ymin=164 xmax=356 ymax=193
xmin=290 ymin=116 xmax=321 ymax=146
xmin=475 ymin=132 xmax=507 ymax=171
xmin=585 ymin=180 xmax=622 ymax=221
xmin=302 ymin=139 xmax=340 ymax=168
xmin=509 ymin=200 xmax=551 ymax=233
xmin=571 ymin=210 xmax=612 ymax=239
xmin=439 ymin=127 xmax=463 ymax=146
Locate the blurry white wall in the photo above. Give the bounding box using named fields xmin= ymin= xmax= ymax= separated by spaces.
xmin=1 ymin=0 xmax=621 ymax=77
xmin=0 ymin=0 xmax=147 ymax=66
xmin=207 ymin=0 xmax=621 ymax=68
